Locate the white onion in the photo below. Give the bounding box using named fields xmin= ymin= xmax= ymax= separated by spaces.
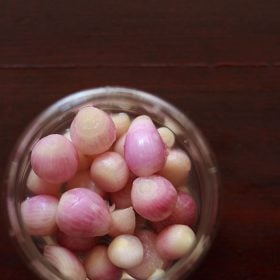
xmin=157 ymin=127 xmax=175 ymax=148
xmin=158 ymin=148 xmax=191 ymax=187
xmin=109 ymin=207 xmax=136 ymax=237
xmin=84 ymin=245 xmax=122 ymax=280
xmin=70 ymin=106 xmax=116 ymax=155
xmin=108 ymin=234 xmax=144 ymax=269
xmin=111 ymin=112 xmax=131 ymax=138
xmin=156 ymin=224 xmax=196 ymax=260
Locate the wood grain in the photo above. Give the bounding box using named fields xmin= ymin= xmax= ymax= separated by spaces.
xmin=0 ymin=0 xmax=280 ymax=66
xmin=0 ymin=0 xmax=280 ymax=279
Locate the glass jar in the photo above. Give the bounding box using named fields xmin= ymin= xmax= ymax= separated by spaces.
xmin=4 ymin=87 xmax=220 ymax=280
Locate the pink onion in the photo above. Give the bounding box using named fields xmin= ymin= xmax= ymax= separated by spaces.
xmin=124 ymin=116 xmax=166 ymax=176
xmin=21 ymin=195 xmax=58 ymax=235
xmin=70 ymin=106 xmax=116 ymax=155
xmin=152 ymin=191 xmax=198 ymax=231
xmin=44 ymin=245 xmax=86 ymax=280
xmin=56 ymin=230 xmax=95 ymax=252
xmin=131 ymin=175 xmax=177 ymax=222
xmin=56 ymin=188 xmax=111 ymax=237
xmin=84 ymin=245 xmax=122 ymax=280
xmin=31 ymin=134 xmax=78 ymax=184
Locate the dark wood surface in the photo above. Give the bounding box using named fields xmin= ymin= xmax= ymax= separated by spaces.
xmin=0 ymin=1 xmax=280 ymax=279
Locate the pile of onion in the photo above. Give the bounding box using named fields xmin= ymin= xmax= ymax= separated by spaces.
xmin=22 ymin=107 xmax=198 ymax=280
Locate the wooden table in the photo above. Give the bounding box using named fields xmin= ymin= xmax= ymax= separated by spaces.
xmin=0 ymin=1 xmax=279 ymax=279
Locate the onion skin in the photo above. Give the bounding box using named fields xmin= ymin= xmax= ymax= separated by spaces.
xmin=56 ymin=188 xmax=111 ymax=237
xmin=124 ymin=116 xmax=166 ymax=177
xmin=131 ymin=175 xmax=177 ymax=222
xmin=21 ymin=195 xmax=58 ymax=236
xmin=84 ymin=245 xmax=122 ymax=280
xmin=31 ymin=134 xmax=78 ymax=184
xmin=44 ymin=245 xmax=86 ymax=280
